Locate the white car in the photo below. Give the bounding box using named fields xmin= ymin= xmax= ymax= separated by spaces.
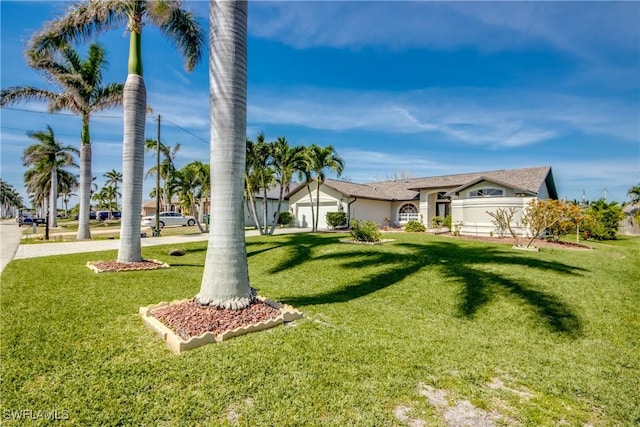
xmin=141 ymin=211 xmax=196 ymax=228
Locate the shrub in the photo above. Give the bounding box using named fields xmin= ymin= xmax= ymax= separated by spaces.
xmin=277 ymin=212 xmax=293 ymax=227
xmin=444 ymin=214 xmax=452 ymax=229
xmin=350 ymin=219 xmax=381 ymax=242
xmin=404 ymin=220 xmax=426 ymax=232
xmin=582 ymin=200 xmax=624 ymax=240
xmin=431 ymin=216 xmax=444 ymax=228
xmin=326 ymin=212 xmax=347 ymax=229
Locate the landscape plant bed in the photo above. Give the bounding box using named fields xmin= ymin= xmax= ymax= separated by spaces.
xmin=86 ymin=259 xmax=170 ymax=273
xmin=443 ymin=234 xmax=591 ymax=251
xmin=140 ymin=297 xmax=303 ymax=353
xmin=339 ymin=238 xmax=395 ymax=245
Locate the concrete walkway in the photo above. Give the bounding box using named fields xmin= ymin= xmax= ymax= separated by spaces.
xmin=0 ymin=221 xmax=311 ymax=273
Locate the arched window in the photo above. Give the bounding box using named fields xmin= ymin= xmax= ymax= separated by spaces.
xmin=398 ymin=203 xmax=419 ymax=223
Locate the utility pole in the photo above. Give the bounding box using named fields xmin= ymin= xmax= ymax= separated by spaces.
xmin=154 ymin=115 xmax=161 ymax=237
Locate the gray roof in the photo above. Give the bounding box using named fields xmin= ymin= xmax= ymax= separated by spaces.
xmin=318 ymin=166 xmax=556 ymax=201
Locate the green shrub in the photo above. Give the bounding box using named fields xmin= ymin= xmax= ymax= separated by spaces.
xmin=582 ymin=200 xmax=624 ymax=240
xmin=350 ymin=219 xmax=381 ymax=242
xmin=277 ymin=212 xmax=293 ymax=226
xmin=404 ymin=220 xmax=426 ymax=232
xmin=431 ymin=216 xmax=444 ymax=228
xmin=444 ymin=214 xmax=452 ymax=229
xmin=326 ymin=212 xmax=347 ymax=229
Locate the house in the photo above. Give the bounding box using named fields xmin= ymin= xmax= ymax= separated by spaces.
xmin=287 ymin=166 xmax=558 ymax=236
xmin=141 ymin=185 xmax=290 ymax=228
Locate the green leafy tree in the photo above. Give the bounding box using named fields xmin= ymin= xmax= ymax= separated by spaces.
xmin=583 ymin=200 xmax=624 ymax=240
xmin=103 ymin=169 xmax=122 ymax=210
xmin=29 ymin=0 xmax=204 ymax=261
xmin=145 ymin=139 xmax=181 ymax=211
xmin=268 ymin=137 xmax=306 ymax=235
xmin=1 ymin=42 xmax=123 ymax=240
xmin=628 ymin=184 xmax=640 ymax=203
xmin=306 ymin=144 xmax=344 ymax=231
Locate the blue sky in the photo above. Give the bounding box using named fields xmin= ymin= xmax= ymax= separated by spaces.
xmin=1 ymin=1 xmax=638 ymax=206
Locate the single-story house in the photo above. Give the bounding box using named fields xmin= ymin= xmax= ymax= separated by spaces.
xmin=287 ymin=165 xmax=558 ymax=236
xmin=141 ymin=186 xmax=289 ymax=228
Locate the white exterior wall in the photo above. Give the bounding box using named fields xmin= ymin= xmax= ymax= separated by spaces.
xmin=349 ymin=199 xmax=392 ymax=225
xmin=288 ymin=182 xmax=343 ymax=228
xmin=451 ymin=196 xmax=536 ymax=237
xmin=244 ymin=198 xmax=287 ymax=227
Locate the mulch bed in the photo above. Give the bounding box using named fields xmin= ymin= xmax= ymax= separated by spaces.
xmin=151 ymin=299 xmax=282 ymax=341
xmin=441 ymin=234 xmax=591 ymax=250
xmin=86 ymin=259 xmax=170 ymax=273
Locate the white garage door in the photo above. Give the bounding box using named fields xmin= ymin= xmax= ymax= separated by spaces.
xmin=295 ymin=203 xmax=336 ymax=229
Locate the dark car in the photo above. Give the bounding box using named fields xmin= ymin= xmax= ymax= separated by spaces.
xmin=18 ymin=216 xmax=46 ymax=226
xmin=73 ymin=211 xmax=98 ymax=220
xmin=97 ymin=211 xmax=121 ymax=221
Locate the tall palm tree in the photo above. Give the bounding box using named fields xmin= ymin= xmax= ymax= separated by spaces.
xmin=307 ymin=144 xmax=344 ymax=231
xmin=29 ymin=0 xmax=204 ymax=262
xmin=103 ymin=169 xmax=122 ymax=210
xmin=197 ymin=0 xmax=253 ymax=309
xmin=245 ymin=133 xmax=275 ymax=234
xmin=1 ymin=42 xmax=123 ymax=240
xmin=628 ymin=184 xmax=640 ymax=203
xmin=0 ymin=180 xmax=24 ymax=217
xmin=268 ymin=137 xmax=306 ymax=235
xmin=171 ymin=161 xmax=207 ymax=232
xmin=22 ymin=125 xmax=79 ymax=228
xmin=145 ymin=139 xmax=181 ymax=211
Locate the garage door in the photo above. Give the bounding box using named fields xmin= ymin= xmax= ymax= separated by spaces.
xmin=295 ymin=203 xmax=336 ymax=229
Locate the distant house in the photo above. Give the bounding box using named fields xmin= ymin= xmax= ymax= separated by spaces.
xmin=287 ymin=166 xmax=558 ymax=236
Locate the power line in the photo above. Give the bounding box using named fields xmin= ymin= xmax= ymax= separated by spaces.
xmin=161 ymin=116 xmax=209 ymax=145
xmin=2 ymin=106 xmax=122 ymax=119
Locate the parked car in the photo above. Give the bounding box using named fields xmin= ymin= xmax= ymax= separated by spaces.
xmin=141 ymin=211 xmax=196 ymax=228
xmin=97 ymin=211 xmax=121 ymax=221
xmin=73 ymin=211 xmax=98 ymax=220
xmin=17 ymin=216 xmax=46 ymax=226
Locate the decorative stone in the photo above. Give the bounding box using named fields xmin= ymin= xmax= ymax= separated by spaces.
xmin=139 ymin=296 xmax=303 ymax=353
xmin=86 ymin=259 xmax=170 ymax=273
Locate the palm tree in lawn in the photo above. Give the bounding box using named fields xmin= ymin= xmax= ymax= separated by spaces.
xmin=307 ymin=144 xmax=344 ymax=231
xmin=103 ymin=169 xmax=122 ymax=210
xmin=170 ymin=162 xmax=206 ymax=232
xmin=245 ymin=133 xmax=275 ymax=234
xmin=1 ymin=42 xmax=123 ymax=240
xmin=91 ymin=187 xmax=111 ymax=211
xmin=0 ymin=180 xmax=24 ymax=217
xmin=102 ymin=185 xmax=120 ymax=219
xmin=245 ymin=136 xmax=264 ymax=231
xmin=145 ymin=139 xmax=181 ymax=211
xmin=268 ymin=137 xmax=306 ymax=235
xmin=22 ymin=125 xmax=79 ymax=228
xmin=197 ymin=0 xmax=254 ymax=309
xmin=29 ymin=0 xmax=204 ymax=262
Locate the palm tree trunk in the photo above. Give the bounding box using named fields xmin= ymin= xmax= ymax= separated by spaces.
xmin=197 ymin=0 xmax=253 ymax=309
xmin=77 ymin=118 xmax=92 ymax=239
xmin=306 ymin=183 xmax=315 ymax=230
xmin=268 ymin=185 xmax=285 ymax=235
xmin=315 ymin=180 xmax=322 ymax=231
xmin=262 ymin=185 xmax=269 ymax=234
xmin=117 ymin=73 xmax=146 ymax=263
xmin=49 ymin=165 xmax=58 ymax=228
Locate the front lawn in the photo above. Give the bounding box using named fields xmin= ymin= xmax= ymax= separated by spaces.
xmin=1 ymin=233 xmax=638 ymax=425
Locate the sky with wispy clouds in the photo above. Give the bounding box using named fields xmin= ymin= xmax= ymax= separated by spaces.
xmin=1 ymin=1 xmax=638 ymax=205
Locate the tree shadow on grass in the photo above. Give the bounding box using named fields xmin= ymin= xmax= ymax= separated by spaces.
xmin=268 ymin=233 xmax=346 ymax=274
xmin=283 ymin=241 xmax=586 ymax=336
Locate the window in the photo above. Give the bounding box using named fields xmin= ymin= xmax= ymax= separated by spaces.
xmin=469 ymin=188 xmax=504 ymax=197
xmin=398 ymin=203 xmax=419 ymax=222
xmin=437 ymin=192 xmax=451 ymax=200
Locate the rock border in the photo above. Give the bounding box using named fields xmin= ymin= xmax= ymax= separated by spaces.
xmin=139 ymin=296 xmax=303 ymax=353
xmin=86 ymin=259 xmax=170 ymax=273
xmin=339 ymin=238 xmax=395 ymax=245
xmin=511 ymin=245 xmax=540 ymax=252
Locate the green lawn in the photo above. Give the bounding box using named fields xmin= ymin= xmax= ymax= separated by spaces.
xmin=1 ymin=233 xmax=638 ymax=425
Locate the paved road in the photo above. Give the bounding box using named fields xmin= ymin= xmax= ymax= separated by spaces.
xmin=0 ymin=221 xmax=311 ymax=273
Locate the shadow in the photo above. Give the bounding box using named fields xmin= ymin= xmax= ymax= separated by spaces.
xmin=282 ymin=240 xmax=586 ymax=336
xmin=268 ymin=233 xmax=345 ymax=274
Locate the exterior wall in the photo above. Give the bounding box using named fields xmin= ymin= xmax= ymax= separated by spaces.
xmin=245 ymin=198 xmax=287 ymax=227
xmin=451 ymin=196 xmax=536 ymax=237
xmin=289 ymin=182 xmax=343 ymax=228
xmin=349 ymin=199 xmax=393 ymax=225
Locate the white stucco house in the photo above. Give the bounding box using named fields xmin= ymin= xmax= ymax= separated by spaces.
xmin=287 ymin=166 xmax=558 ymax=236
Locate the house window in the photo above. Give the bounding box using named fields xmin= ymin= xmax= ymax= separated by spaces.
xmin=398 ymin=203 xmax=419 ymax=223
xmin=437 ymin=192 xmax=450 ymax=200
xmin=469 ymin=188 xmax=504 ymax=198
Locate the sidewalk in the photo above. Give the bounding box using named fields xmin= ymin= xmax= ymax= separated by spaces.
xmin=11 ymin=227 xmax=311 ymax=261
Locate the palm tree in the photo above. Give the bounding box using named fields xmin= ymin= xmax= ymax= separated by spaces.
xmin=1 ymin=42 xmax=123 ymax=240
xmin=145 ymin=139 xmax=181 ymax=211
xmin=245 ymin=133 xmax=275 ymax=234
xmin=307 ymin=144 xmax=344 ymax=231
xmin=103 ymin=169 xmax=122 ymax=210
xmin=22 ymin=125 xmax=79 ymax=228
xmin=29 ymin=0 xmax=204 ymax=262
xmin=628 ymin=184 xmax=640 ymax=203
xmin=0 ymin=180 xmax=24 ymax=217
xmin=268 ymin=137 xmax=306 ymax=235
xmin=197 ymin=0 xmax=254 ymax=309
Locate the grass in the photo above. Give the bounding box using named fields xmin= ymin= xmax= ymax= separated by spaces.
xmin=1 ymin=233 xmax=638 ymax=425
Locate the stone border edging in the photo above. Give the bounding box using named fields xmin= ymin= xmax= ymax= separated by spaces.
xmin=139 ymin=296 xmax=303 ymax=353
xmin=339 ymin=238 xmax=395 ymax=245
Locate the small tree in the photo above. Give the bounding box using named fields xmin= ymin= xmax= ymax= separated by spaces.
xmin=431 ymin=216 xmax=444 ymax=229
xmin=405 ymin=220 xmax=426 ymax=232
xmin=277 ymin=211 xmax=293 ymax=227
xmin=521 ymin=199 xmax=563 ymax=248
xmin=582 ymin=200 xmax=624 ymax=240
xmin=487 ymin=207 xmax=520 ymax=242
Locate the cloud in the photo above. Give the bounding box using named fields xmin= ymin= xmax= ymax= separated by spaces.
xmin=249 ymin=2 xmax=639 ymax=60
xmin=247 ymin=86 xmax=638 ymax=147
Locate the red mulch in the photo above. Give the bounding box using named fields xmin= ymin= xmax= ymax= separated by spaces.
xmin=87 ymin=259 xmax=169 ymax=273
xmin=441 ymin=234 xmax=591 ymax=250
xmin=151 ymin=299 xmax=282 ymax=341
